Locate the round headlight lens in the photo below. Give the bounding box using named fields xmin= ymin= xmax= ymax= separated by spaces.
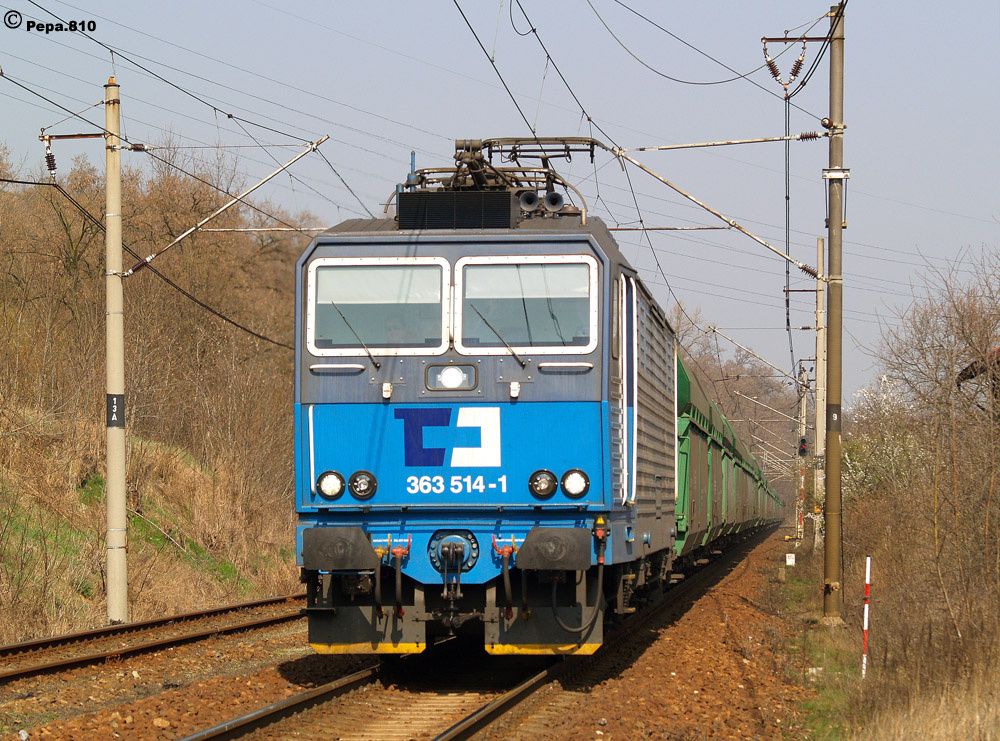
xmin=528 ymin=469 xmax=558 ymax=499
xmin=437 ymin=365 xmax=467 ymax=389
xmin=316 ymin=471 xmax=344 ymax=499
xmin=561 ymin=469 xmax=590 ymax=498
xmin=349 ymin=470 xmax=378 ymax=500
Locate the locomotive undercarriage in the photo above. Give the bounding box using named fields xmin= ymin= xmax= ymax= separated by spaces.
xmin=302 ymin=549 xmax=681 ymax=655
xmin=303 ymin=566 xmax=608 ymax=654
xmin=300 ymin=519 xmax=689 ymax=654
xmin=302 ymin=526 xmax=758 ymax=654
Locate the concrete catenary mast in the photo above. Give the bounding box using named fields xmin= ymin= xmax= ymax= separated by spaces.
xmin=104 ymin=76 xmax=128 ymax=624
xmin=822 ymin=4 xmax=847 ymax=623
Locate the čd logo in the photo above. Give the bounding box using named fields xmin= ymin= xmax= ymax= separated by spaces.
xmin=394 ymin=407 xmax=500 ymax=468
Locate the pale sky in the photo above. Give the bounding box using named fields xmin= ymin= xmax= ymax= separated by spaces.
xmin=2 ymin=1 xmax=997 ymax=401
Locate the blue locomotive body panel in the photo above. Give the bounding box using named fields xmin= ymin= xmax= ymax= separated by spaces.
xmin=295 ymin=399 xmax=611 ymax=585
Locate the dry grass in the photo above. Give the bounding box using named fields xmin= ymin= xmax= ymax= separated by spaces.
xmin=0 ymin=407 xmax=300 ymax=643
xmin=808 ymin=257 xmax=1000 ymax=738
xmin=863 ymin=680 xmax=998 ymax=741
xmin=0 ymin=147 xmax=307 ymax=642
xmin=858 ymin=636 xmax=999 ymax=740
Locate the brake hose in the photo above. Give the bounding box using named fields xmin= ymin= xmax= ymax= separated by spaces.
xmin=551 ymin=560 xmax=605 ymax=635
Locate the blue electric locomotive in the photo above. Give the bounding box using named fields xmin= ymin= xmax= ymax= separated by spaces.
xmin=294 ymin=138 xmax=779 ymax=655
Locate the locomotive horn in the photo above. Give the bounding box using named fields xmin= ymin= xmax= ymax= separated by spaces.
xmin=543 ymin=190 xmax=564 ymax=212
xmin=519 ymin=190 xmax=541 ymax=212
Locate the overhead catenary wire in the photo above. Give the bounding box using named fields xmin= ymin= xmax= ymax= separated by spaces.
xmin=0 ymin=68 xmax=341 ymax=232
xmin=9 ymin=4 xmax=884 ymax=388
xmin=25 ymin=0 xmax=310 ymax=145
xmin=0 ymin=81 xmax=373 ymax=218
xmin=711 ymin=329 xmax=743 ymax=412
xmin=508 ymin=3 xmax=730 ymax=393
xmin=229 ymin=115 xmax=353 ymax=219
xmin=787 ymin=1 xmax=848 ymax=101
xmin=45 ymin=0 xmax=450 ymax=143
xmin=16 ymin=3 xmax=984 ymax=227
xmin=126 ymin=136 xmax=329 ymax=277
xmin=508 ymin=0 xmax=533 ymax=37
xmin=587 ymin=0 xmax=775 ymax=86
xmin=317 ymin=149 xmax=376 ymax=219
xmin=634 ymin=265 xmax=899 ymax=327
xmin=452 ymin=0 xmax=538 ymax=136
xmin=578 ymin=190 xmax=927 ymax=299
xmin=0 ymin=52 xmax=385 ymax=207
xmin=466 ymin=57 xmax=821 ymax=286
xmin=143 ymin=150 xmax=320 ymax=238
xmin=1 ymin=41 xmax=422 ymax=166
xmin=138 ymin=147 xmax=316 ymax=236
xmin=587 ymin=128 xmax=622 ymax=224
xmin=607 ymin=0 xmax=824 ymax=119
xmin=5 ymin=96 xmax=374 ymax=226
xmin=0 ymin=68 xmax=112 ymax=137
xmin=239 ymin=0 xmax=781 ymax=160
xmin=609 ymin=146 xmax=819 ymax=278
xmin=511 ymin=0 xmax=617 ymax=145
xmin=783 ymin=96 xmax=796 ymax=381
xmin=568 ymin=167 xmax=979 ymax=271
xmin=101 ymin=42 xmax=437 ymax=155
xmin=0 ymin=0 xmax=936 ymax=392
xmin=39 ymin=98 xmax=104 ymax=134
xmin=0 ymin=177 xmax=293 ymax=350
xmin=710 ymin=326 xmax=806 ymax=389
xmin=22 ymin=1 xmax=377 ymax=217
xmin=147 ymin=2 xmax=982 ymax=232
xmin=638 ymin=268 xmax=897 ymax=324
xmin=500 ymin=1 xmax=809 ymax=396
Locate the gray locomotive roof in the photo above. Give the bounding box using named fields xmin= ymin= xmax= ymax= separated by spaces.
xmin=318 ymin=216 xmax=634 ymax=271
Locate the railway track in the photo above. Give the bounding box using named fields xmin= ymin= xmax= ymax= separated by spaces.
xmin=181 ymin=653 xmax=553 ymax=741
xmin=0 ymin=594 xmax=304 ymax=685
xmin=181 ymin=528 xmax=775 ymax=740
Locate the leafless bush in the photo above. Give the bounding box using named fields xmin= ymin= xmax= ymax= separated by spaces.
xmin=843 ymin=255 xmax=999 ymax=734
xmin=0 ymin=144 xmax=305 ymax=638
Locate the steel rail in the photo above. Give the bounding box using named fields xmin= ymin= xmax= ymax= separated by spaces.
xmin=434 ymin=668 xmax=553 ymax=740
xmin=0 ymin=594 xmax=303 ymax=658
xmin=180 ymin=666 xmax=380 ymax=741
xmin=0 ymin=596 xmax=304 ymax=684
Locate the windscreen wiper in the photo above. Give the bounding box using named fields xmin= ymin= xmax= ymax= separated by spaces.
xmin=329 ymin=301 xmax=381 ymax=370
xmin=469 ymin=302 xmax=527 ymax=368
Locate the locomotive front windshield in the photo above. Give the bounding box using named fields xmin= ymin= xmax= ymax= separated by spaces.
xmin=312 ymin=263 xmax=445 ymax=350
xmin=460 ymin=262 xmax=592 ymax=349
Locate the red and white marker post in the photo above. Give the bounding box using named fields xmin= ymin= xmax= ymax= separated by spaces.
xmin=861 ymin=555 xmax=872 ymax=678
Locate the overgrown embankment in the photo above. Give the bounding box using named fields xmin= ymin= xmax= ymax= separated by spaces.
xmin=0 ymin=409 xmax=300 ymax=643
xmin=1 ymin=147 xmax=310 ymax=641
xmin=777 ymin=259 xmax=999 ymax=739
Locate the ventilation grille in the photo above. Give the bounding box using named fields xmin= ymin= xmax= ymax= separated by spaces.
xmin=398 ymin=190 xmax=517 ymax=230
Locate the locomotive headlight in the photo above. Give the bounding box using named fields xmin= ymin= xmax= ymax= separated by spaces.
xmin=438 ymin=366 xmax=467 ymax=389
xmin=316 ymin=470 xmax=345 ymax=499
xmin=561 ymin=469 xmax=590 ymax=498
xmin=349 ymin=470 xmax=378 ymax=500
xmin=426 ymin=364 xmax=477 ymax=391
xmin=528 ymin=469 xmax=558 ymax=499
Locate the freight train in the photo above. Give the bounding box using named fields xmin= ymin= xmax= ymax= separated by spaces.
xmin=294 ymin=138 xmax=781 ymax=655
